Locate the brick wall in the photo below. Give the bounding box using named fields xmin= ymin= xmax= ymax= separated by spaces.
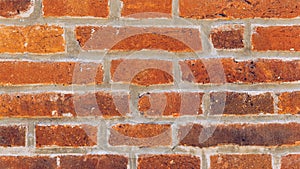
xmin=0 ymin=0 xmax=299 ymax=168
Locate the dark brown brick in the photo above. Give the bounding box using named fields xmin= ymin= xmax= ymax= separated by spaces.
xmin=281 ymin=154 xmax=300 ymax=169
xmin=180 ymin=58 xmax=300 ymax=84
xmin=59 ymin=155 xmax=128 ymax=169
xmin=75 ymin=26 xmax=202 ymax=52
xmin=252 ymin=26 xmax=300 ymax=51
xmin=0 ymin=61 xmax=103 ymax=85
xmin=138 ymin=92 xmax=203 ymax=116
xmin=109 ymin=124 xmax=172 ymax=146
xmin=121 ymin=0 xmax=172 ymax=18
xmin=0 ymin=0 xmax=32 ymax=18
xmin=0 ymin=126 xmax=25 ymax=147
xmin=179 ymin=123 xmax=300 ymax=147
xmin=179 ymin=0 xmax=300 ymax=19
xmin=210 ymin=92 xmax=274 ymax=115
xmin=278 ymin=92 xmax=300 ymax=114
xmin=0 ymin=156 xmax=57 ymax=169
xmin=36 ymin=125 xmax=97 ymax=147
xmin=43 ymin=0 xmax=109 ymax=17
xmin=138 ymin=154 xmax=200 ymax=169
xmin=211 ymin=25 xmax=244 ymax=49
xmin=111 ymin=59 xmax=173 ymax=86
xmin=210 ymin=154 xmax=272 ymax=169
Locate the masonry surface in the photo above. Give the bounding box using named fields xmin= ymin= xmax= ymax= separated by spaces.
xmin=0 ymin=0 xmax=299 ymax=169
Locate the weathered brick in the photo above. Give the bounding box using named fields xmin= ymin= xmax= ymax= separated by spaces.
xmin=43 ymin=0 xmax=109 ymax=17
xmin=138 ymin=154 xmax=200 ymax=169
xmin=180 ymin=58 xmax=300 ymax=84
xmin=281 ymin=154 xmax=300 ymax=169
xmin=278 ymin=92 xmax=300 ymax=114
xmin=109 ymin=124 xmax=172 ymax=146
xmin=0 ymin=61 xmax=103 ymax=85
xmin=179 ymin=123 xmax=300 ymax=147
xmin=111 ymin=59 xmax=173 ymax=86
xmin=0 ymin=126 xmax=26 ymax=147
xmin=75 ymin=26 xmax=202 ymax=52
xmin=138 ymin=92 xmax=203 ymax=116
xmin=121 ymin=0 xmax=172 ymax=18
xmin=59 ymin=155 xmax=128 ymax=169
xmin=210 ymin=92 xmax=274 ymax=115
xmin=179 ymin=0 xmax=300 ymax=19
xmin=252 ymin=26 xmax=300 ymax=51
xmin=0 ymin=156 xmax=57 ymax=169
xmin=0 ymin=0 xmax=32 ymax=18
xmin=0 ymin=92 xmax=129 ymax=117
xmin=36 ymin=125 xmax=97 ymax=147
xmin=210 ymin=154 xmax=272 ymax=169
xmin=211 ymin=25 xmax=244 ymax=49
xmin=0 ymin=25 xmax=65 ymax=53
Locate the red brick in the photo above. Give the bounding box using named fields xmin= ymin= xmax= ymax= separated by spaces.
xmin=0 ymin=92 xmax=129 ymax=118
xmin=138 ymin=92 xmax=203 ymax=116
xmin=0 ymin=61 xmax=103 ymax=85
xmin=138 ymin=154 xmax=200 ymax=169
xmin=210 ymin=92 xmax=274 ymax=115
xmin=278 ymin=92 xmax=300 ymax=114
xmin=43 ymin=0 xmax=109 ymax=17
xmin=0 ymin=126 xmax=25 ymax=147
xmin=0 ymin=0 xmax=32 ymax=18
xmin=180 ymin=58 xmax=300 ymax=84
xmin=179 ymin=0 xmax=300 ymax=19
xmin=211 ymin=25 xmax=244 ymax=49
xmin=59 ymin=155 xmax=128 ymax=169
xmin=0 ymin=25 xmax=65 ymax=53
xmin=179 ymin=123 xmax=300 ymax=147
xmin=281 ymin=154 xmax=300 ymax=169
xmin=36 ymin=125 xmax=97 ymax=147
xmin=252 ymin=26 xmax=300 ymax=51
xmin=121 ymin=0 xmax=172 ymax=18
xmin=111 ymin=59 xmax=173 ymax=86
xmin=210 ymin=154 xmax=272 ymax=169
xmin=75 ymin=26 xmax=202 ymax=52
xmin=0 ymin=156 xmax=57 ymax=169
xmin=109 ymin=124 xmax=172 ymax=146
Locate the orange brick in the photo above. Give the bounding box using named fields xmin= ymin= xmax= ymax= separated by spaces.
xmin=278 ymin=92 xmax=300 ymax=114
xmin=0 ymin=0 xmax=32 ymax=18
xmin=0 ymin=156 xmax=57 ymax=169
xmin=281 ymin=154 xmax=300 ymax=169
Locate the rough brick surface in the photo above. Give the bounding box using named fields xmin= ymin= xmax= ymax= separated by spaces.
xmin=210 ymin=154 xmax=272 ymax=169
xmin=0 ymin=61 xmax=103 ymax=85
xmin=109 ymin=124 xmax=172 ymax=146
xmin=36 ymin=125 xmax=97 ymax=147
xmin=252 ymin=26 xmax=300 ymax=51
xmin=138 ymin=154 xmax=200 ymax=169
xmin=138 ymin=92 xmax=203 ymax=116
xmin=121 ymin=0 xmax=172 ymax=18
xmin=75 ymin=26 xmax=202 ymax=52
xmin=0 ymin=0 xmax=32 ymax=18
xmin=179 ymin=123 xmax=300 ymax=147
xmin=210 ymin=92 xmax=274 ymax=115
xmin=0 ymin=156 xmax=57 ymax=169
xmin=43 ymin=0 xmax=109 ymax=17
xmin=278 ymin=92 xmax=300 ymax=114
xmin=180 ymin=58 xmax=300 ymax=84
xmin=59 ymin=155 xmax=128 ymax=169
xmin=0 ymin=25 xmax=65 ymax=53
xmin=281 ymin=154 xmax=300 ymax=169
xmin=211 ymin=25 xmax=244 ymax=49
xmin=111 ymin=59 xmax=173 ymax=86
xmin=0 ymin=126 xmax=26 ymax=147
xmin=179 ymin=0 xmax=300 ymax=19
xmin=0 ymin=92 xmax=128 ymax=117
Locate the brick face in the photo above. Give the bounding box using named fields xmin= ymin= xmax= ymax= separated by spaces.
xmin=0 ymin=25 xmax=65 ymax=54
xmin=278 ymin=92 xmax=300 ymax=114
xmin=210 ymin=154 xmax=272 ymax=169
xmin=0 ymin=126 xmax=26 ymax=147
xmin=0 ymin=156 xmax=57 ymax=169
xmin=43 ymin=0 xmax=109 ymax=17
xmin=179 ymin=0 xmax=300 ymax=19
xmin=211 ymin=25 xmax=244 ymax=49
xmin=0 ymin=0 xmax=32 ymax=18
xmin=281 ymin=154 xmax=300 ymax=169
